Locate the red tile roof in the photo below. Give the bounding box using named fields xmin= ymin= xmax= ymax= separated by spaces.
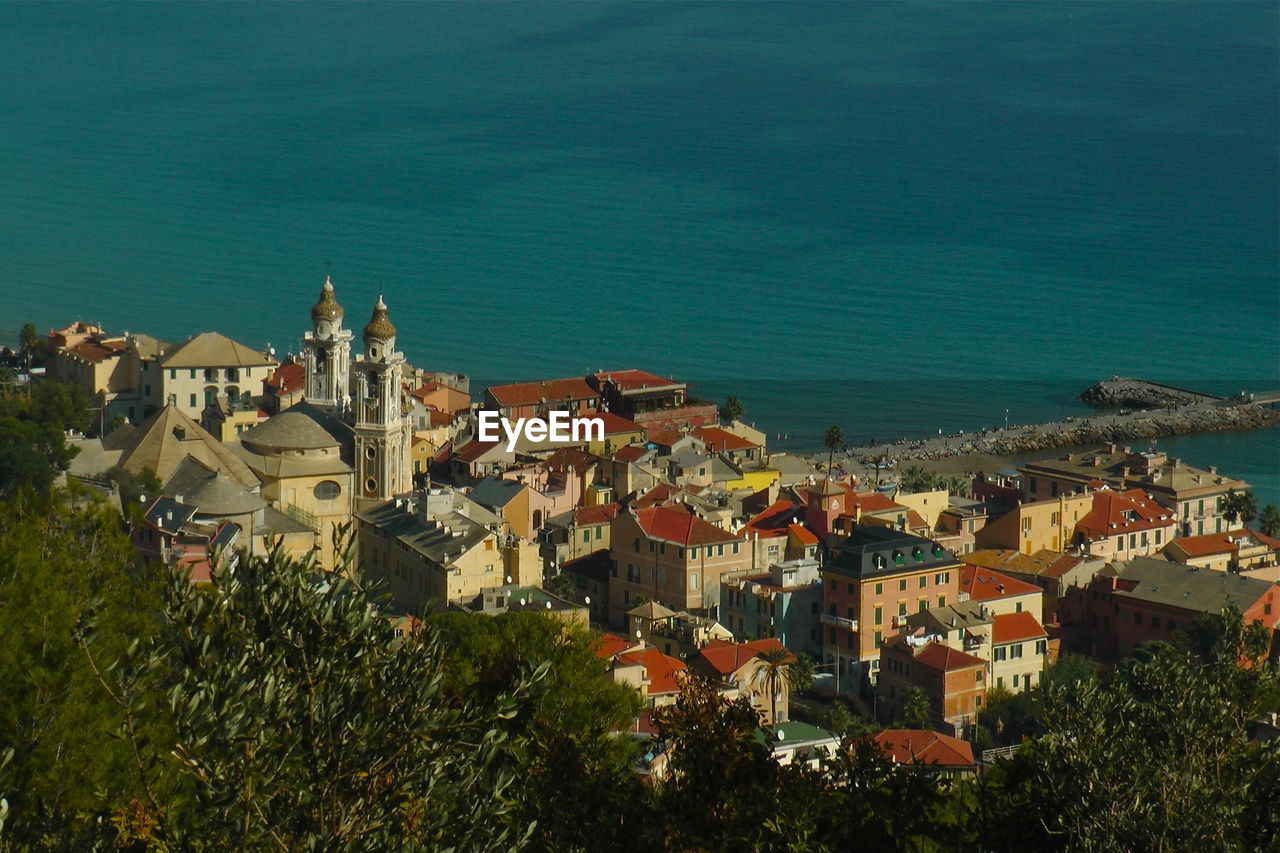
xmin=631 ymin=506 xmax=736 ymax=547
xmin=487 ymin=377 xmax=596 ymax=408
xmin=739 ymin=499 xmax=801 ymax=539
xmin=1170 ymin=528 xmax=1280 ymax=558
xmin=263 ymin=361 xmax=304 ymax=392
xmin=788 ymin=524 xmax=819 ymax=546
xmin=581 ymin=409 xmax=643 ymax=435
xmin=960 ymin=565 xmax=1042 ymax=602
xmin=575 ymin=503 xmax=621 ymax=526
xmin=873 ymin=730 xmax=975 ymax=767
xmin=1077 ymin=488 xmax=1176 ymax=538
xmin=646 ymin=426 xmax=687 ymax=449
xmin=595 ymin=633 xmax=640 ymax=659
xmin=991 ymin=611 xmax=1047 ymax=644
xmin=595 ymin=369 xmax=683 ymax=391
xmin=691 ymin=426 xmax=756 ymax=453
xmin=612 ymin=444 xmax=651 ymax=463
xmin=696 ymin=638 xmax=792 ymax=676
xmin=912 ymin=641 xmax=985 ymax=672
xmin=454 ymin=439 xmax=502 ymax=463
xmin=615 ymin=647 xmax=687 ymax=694
xmin=67 ymin=338 xmax=129 ymax=362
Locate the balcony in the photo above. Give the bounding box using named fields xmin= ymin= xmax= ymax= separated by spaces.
xmin=820 ymin=613 xmax=858 ymax=631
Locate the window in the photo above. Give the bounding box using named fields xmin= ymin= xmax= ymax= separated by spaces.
xmin=1155 ymin=530 xmax=1162 ymax=545
xmin=937 ymin=595 xmax=946 ymax=608
xmin=917 ymin=598 xmax=927 ymax=613
xmin=897 ymin=601 xmax=907 ymax=616
xmin=975 ymin=673 xmax=984 ymax=685
xmin=1015 ymin=602 xmax=1023 ymax=613
xmin=994 ymin=647 xmax=1007 ymax=662
xmin=689 ymin=547 xmax=697 ymax=558
xmin=898 ymin=579 xmax=907 ymax=591
xmin=189 ymin=369 xmax=196 ymax=379
xmin=583 ymin=530 xmax=590 ymax=543
xmin=144 ymin=384 xmax=151 ymax=396
xmin=919 ymin=575 xmax=927 ymax=588
xmin=875 ymin=582 xmax=883 ymax=595
xmin=648 ymin=541 xmax=655 ymax=553
xmin=1010 ymin=645 xmax=1023 ymax=659
xmin=634 ymin=539 xmax=641 ymax=553
xmin=595 ymin=527 xmax=602 ymax=541
xmin=1134 ymin=612 xmax=1142 ymax=624
xmin=676 ymin=547 xmax=683 ymax=558
xmin=690 ymin=573 xmax=698 ymax=590
xmin=874 ymin=630 xmax=882 ymax=645
xmin=848 ymin=582 xmax=856 ymax=595
xmin=874 ymin=605 xmax=883 ymax=625
xmin=189 ymin=394 xmax=196 ymax=407
xmin=313 ymin=480 xmax=341 ymax=501
xmin=658 ymin=543 xmax=665 ymax=555
xmin=1035 ymin=639 xmax=1047 ymax=654
xmin=1051 ymin=482 xmax=1059 ymax=498
xmin=732 ymin=542 xmax=740 ymax=555
xmin=169 ymin=369 xmax=176 ymax=379
xmin=997 ymin=677 xmax=1003 ymax=688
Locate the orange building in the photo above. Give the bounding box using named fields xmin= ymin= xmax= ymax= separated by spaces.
xmin=878 ymin=637 xmax=988 ymax=735
xmin=821 ymin=526 xmax=962 ymax=690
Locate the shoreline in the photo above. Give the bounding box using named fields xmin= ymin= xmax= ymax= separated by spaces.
xmin=796 ymin=400 xmax=1280 ymax=486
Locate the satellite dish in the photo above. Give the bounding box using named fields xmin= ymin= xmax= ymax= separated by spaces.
xmin=584 ymin=596 xmax=591 ymax=605
xmin=776 ymin=729 xmax=785 ymax=741
xmin=635 ymin=630 xmax=642 ymax=639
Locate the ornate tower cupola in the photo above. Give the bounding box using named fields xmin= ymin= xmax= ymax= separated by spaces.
xmin=352 ymin=295 xmax=410 ymax=503
xmin=302 ymin=275 xmax=353 ymax=416
xmin=362 ymin=295 xmax=397 ymax=361
xmin=311 ymin=276 xmax=345 ymax=339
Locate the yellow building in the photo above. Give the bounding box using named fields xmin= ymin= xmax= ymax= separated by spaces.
xmin=230 ymin=402 xmax=356 ymax=572
xmin=975 ymin=493 xmax=1092 ymax=555
xmin=157 ymin=332 xmax=277 ymax=421
xmin=356 ymin=488 xmax=541 ymax=613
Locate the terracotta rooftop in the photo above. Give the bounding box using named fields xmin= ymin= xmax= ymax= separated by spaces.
xmin=1169 ymin=528 xmax=1280 ymax=558
xmin=991 ymin=611 xmax=1047 ymax=644
xmin=873 ymin=730 xmax=975 ymax=767
xmin=595 ymin=369 xmax=684 ymax=392
xmin=265 ymin=362 xmax=304 ymax=393
xmin=696 ymin=638 xmax=791 ymax=676
xmin=691 ymin=425 xmax=756 ymax=453
xmin=912 ymin=641 xmax=986 ymax=672
xmin=1077 ymin=488 xmax=1176 ymax=538
xmin=959 ymin=564 xmax=1042 ymax=602
xmin=631 ymin=506 xmax=735 ymax=547
xmin=615 ymin=647 xmax=686 ymax=694
xmin=486 ymin=376 xmax=597 ymax=408
xmin=581 ymin=409 xmax=643 ymax=435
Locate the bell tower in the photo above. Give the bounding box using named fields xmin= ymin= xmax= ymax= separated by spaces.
xmin=351 ymin=296 xmax=411 ymax=502
xmin=302 ymin=276 xmax=352 ymax=415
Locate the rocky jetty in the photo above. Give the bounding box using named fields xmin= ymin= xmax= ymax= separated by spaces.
xmin=1079 ymin=378 xmax=1216 ymax=409
xmin=962 ymin=404 xmax=1280 ymax=457
xmin=837 ymin=400 xmax=1280 ymax=473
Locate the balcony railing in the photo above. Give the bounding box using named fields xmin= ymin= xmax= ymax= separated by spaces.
xmin=820 ymin=613 xmax=858 ymax=631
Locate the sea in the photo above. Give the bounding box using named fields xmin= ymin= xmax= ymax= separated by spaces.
xmin=0 ymin=3 xmax=1276 ymax=503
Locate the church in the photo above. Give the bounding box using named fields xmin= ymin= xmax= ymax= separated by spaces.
xmin=230 ymin=278 xmax=415 ymax=569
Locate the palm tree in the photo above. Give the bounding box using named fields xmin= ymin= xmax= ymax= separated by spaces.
xmin=824 ymin=423 xmax=844 ymax=472
xmin=899 ymin=686 xmax=933 ymax=730
xmin=720 ymin=394 xmax=745 ymax=424
xmin=18 ymin=321 xmax=40 ymax=375
xmin=1222 ymin=488 xmax=1259 ymax=525
xmin=751 ymin=646 xmax=798 ymax=725
xmin=1259 ymin=504 xmax=1280 ymax=538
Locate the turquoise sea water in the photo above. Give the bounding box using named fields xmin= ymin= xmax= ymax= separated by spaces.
xmin=0 ymin=3 xmax=1276 ymax=499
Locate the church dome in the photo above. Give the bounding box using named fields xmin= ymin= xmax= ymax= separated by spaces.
xmin=363 ymin=295 xmax=396 ymax=341
xmin=311 ymin=276 xmax=344 ymax=324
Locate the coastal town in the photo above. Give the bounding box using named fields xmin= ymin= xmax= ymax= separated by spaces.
xmin=2 ymin=278 xmax=1277 ymax=787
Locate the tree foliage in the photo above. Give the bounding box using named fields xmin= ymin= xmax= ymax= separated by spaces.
xmin=719 ymin=394 xmax=745 ymax=424
xmin=1222 ymin=487 xmax=1259 ymax=525
xmin=979 ymin=609 xmax=1279 ymax=851
xmin=0 ymin=489 xmax=163 ymax=848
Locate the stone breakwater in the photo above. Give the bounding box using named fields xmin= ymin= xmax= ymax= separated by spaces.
xmin=1079 ymin=377 xmax=1221 ymax=409
xmin=834 ymin=401 xmax=1280 ymax=469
